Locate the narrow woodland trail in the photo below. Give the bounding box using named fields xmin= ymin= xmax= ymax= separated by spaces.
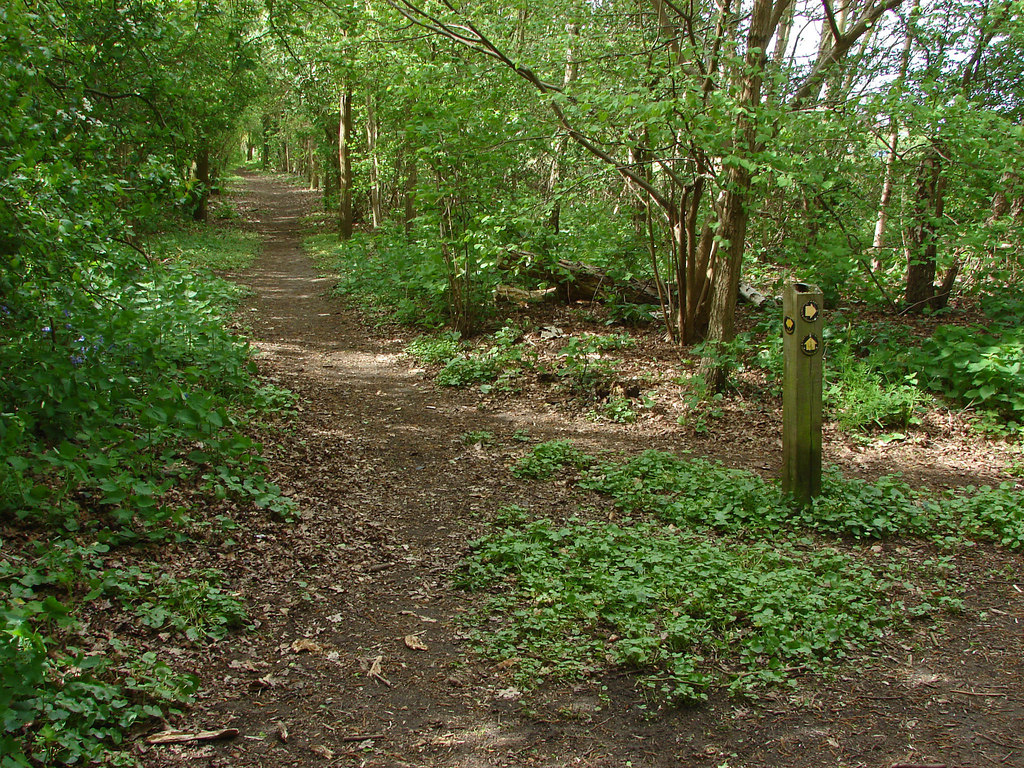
xmin=141 ymin=174 xmax=1024 ymax=768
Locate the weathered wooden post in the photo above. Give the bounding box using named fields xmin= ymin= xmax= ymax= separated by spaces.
xmin=782 ymin=281 xmax=823 ymax=505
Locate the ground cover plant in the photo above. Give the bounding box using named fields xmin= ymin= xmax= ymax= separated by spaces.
xmin=1 ymin=221 xmax=292 ymax=765
xmin=406 ymin=324 xmax=538 ymax=393
xmin=458 ymin=512 xmax=909 ymax=702
xmin=453 ymin=441 xmax=1024 ymax=704
xmin=151 ymin=225 xmax=262 ymax=272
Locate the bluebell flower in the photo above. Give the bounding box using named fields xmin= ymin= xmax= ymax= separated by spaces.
xmin=0 ymin=305 xmax=10 ymax=315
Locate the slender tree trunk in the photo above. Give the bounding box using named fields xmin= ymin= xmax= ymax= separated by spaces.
xmin=991 ymin=171 xmax=1022 ymax=222
xmin=193 ymin=146 xmax=210 ymax=222
xmin=546 ymin=23 xmax=578 ymax=234
xmin=366 ymin=95 xmax=383 ymax=229
xmin=773 ymin=0 xmax=795 ymax=61
xmin=261 ymin=114 xmax=272 ymax=171
xmin=306 ymin=138 xmax=315 ymax=189
xmin=699 ymin=0 xmax=774 ymax=389
xmin=339 ymin=88 xmax=354 ymax=240
xmin=872 ymin=0 xmax=918 ymax=273
xmin=403 ymin=143 xmax=418 ymax=240
xmin=871 ymin=128 xmax=898 ymax=269
xmin=904 ymin=144 xmax=946 ymax=312
xmin=323 ymin=118 xmax=340 ymax=210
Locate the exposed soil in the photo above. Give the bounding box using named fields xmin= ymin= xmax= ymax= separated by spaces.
xmin=140 ymin=173 xmax=1024 ymax=768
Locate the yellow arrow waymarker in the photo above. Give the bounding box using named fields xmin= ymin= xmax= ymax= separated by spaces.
xmin=801 ymin=334 xmax=819 ymax=355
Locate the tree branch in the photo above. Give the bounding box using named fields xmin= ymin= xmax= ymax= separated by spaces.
xmin=821 ymin=0 xmax=842 ymax=43
xmin=383 ymin=0 xmax=674 ymax=211
xmin=789 ymin=0 xmax=905 ymax=108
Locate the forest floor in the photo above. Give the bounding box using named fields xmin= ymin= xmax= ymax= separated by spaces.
xmin=140 ymin=173 xmax=1024 ymax=768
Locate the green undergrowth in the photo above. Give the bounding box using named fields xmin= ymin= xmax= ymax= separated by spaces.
xmin=306 ymin=226 xmax=484 ymax=329
xmin=458 ymin=443 xmax=1023 ymax=705
xmin=912 ymin=323 xmax=1024 ymax=431
xmin=1 ymin=231 xmax=294 ymax=764
xmin=151 ymin=225 xmax=261 ymax=271
xmin=748 ymin=305 xmax=1024 ymax=435
xmin=458 ymin=512 xmax=918 ymax=702
xmin=405 ymin=326 xmax=637 ymax=404
xmin=406 ymin=324 xmax=537 ymax=393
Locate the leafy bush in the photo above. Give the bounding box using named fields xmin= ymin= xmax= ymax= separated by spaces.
xmin=0 ymin=262 xmax=294 ymax=532
xmin=977 ymin=287 xmax=1024 ymax=329
xmin=91 ymin=567 xmax=249 ymax=642
xmin=1 ymin=244 xmax=290 ymax=764
xmin=555 ymin=336 xmax=621 ymax=395
xmin=306 ymin=229 xmax=451 ymax=328
xmin=596 ymin=395 xmax=641 ymax=424
xmin=912 ymin=324 xmax=1024 ymax=426
xmin=461 ymin=430 xmax=495 ymax=446
xmin=436 ymin=354 xmax=504 ymax=387
xmin=826 ymin=352 xmax=928 ymax=433
xmin=308 ymin=221 xmax=504 ymax=331
xmin=152 ymin=226 xmax=261 ymax=271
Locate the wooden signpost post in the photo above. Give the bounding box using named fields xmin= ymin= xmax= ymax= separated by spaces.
xmin=782 ymin=282 xmax=823 ymax=505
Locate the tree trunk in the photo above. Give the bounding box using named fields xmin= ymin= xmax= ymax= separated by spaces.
xmin=871 ymin=127 xmax=898 ymax=271
xmin=366 ymin=95 xmax=383 ymax=229
xmin=403 ymin=147 xmax=417 ymax=241
xmin=546 ymin=23 xmax=578 ymax=234
xmin=699 ymin=0 xmax=774 ymax=389
xmin=261 ymin=114 xmax=272 ymax=171
xmin=871 ymin=3 xmax=918 ymax=273
xmin=339 ymin=88 xmax=354 ymax=240
xmin=323 ymin=117 xmax=340 ymax=210
xmin=193 ymin=146 xmax=210 ymax=222
xmin=991 ymin=171 xmax=1022 ymax=222
xmin=306 ymin=138 xmax=316 ymax=189
xmin=903 ymin=144 xmax=946 ymax=312
xmin=773 ymin=0 xmax=795 ymax=62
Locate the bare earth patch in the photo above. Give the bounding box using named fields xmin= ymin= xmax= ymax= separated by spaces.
xmin=139 ymin=174 xmax=1024 ymax=768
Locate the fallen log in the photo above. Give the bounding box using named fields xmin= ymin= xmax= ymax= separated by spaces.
xmin=553 ymin=259 xmax=663 ymax=306
xmin=495 ymin=284 xmax=560 ymax=304
xmin=739 ymin=282 xmax=771 ymax=308
xmin=501 ymin=252 xmax=769 ymax=311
